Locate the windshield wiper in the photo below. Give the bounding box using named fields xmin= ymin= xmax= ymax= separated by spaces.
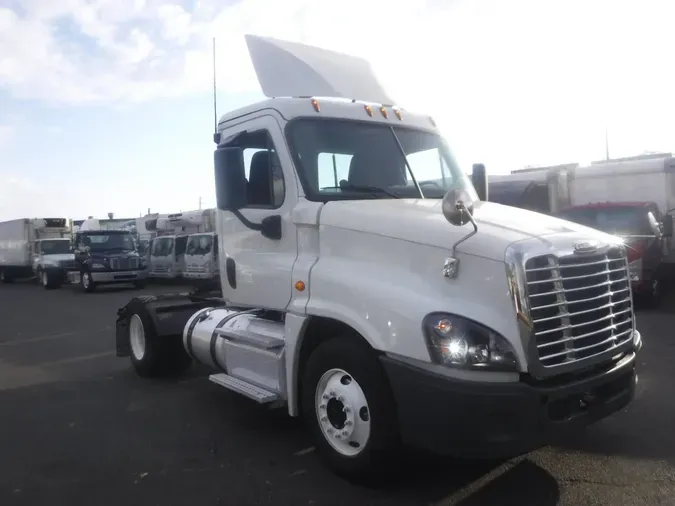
xmin=323 ymin=183 xmax=400 ymax=199
xmin=388 ymin=126 xmax=424 ymax=199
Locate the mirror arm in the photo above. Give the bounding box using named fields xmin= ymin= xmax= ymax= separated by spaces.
xmin=443 ymin=202 xmax=478 ymax=279
xmin=232 ymin=209 xmax=262 ymax=232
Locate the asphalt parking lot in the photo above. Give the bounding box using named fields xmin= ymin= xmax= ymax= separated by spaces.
xmin=1 ymin=281 xmax=674 ymax=506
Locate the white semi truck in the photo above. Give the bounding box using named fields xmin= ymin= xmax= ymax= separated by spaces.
xmin=0 ymin=217 xmax=75 ymax=284
xmin=115 ymin=35 xmax=642 ymax=481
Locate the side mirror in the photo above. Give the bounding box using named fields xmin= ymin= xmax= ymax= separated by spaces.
xmin=214 ymin=147 xmax=248 ymax=211
xmin=471 ymin=163 xmax=488 ymax=201
xmin=442 ymin=188 xmax=475 ymax=226
xmin=662 ymin=215 xmax=673 ymax=238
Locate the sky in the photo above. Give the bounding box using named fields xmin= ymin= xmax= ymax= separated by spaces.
xmin=1 ymin=0 xmax=674 ymax=221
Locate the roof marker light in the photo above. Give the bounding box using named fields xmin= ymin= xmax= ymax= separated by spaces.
xmin=364 ymin=104 xmax=373 ymax=117
xmin=394 ymin=108 xmax=402 ymax=120
xmin=311 ymin=99 xmax=320 ymax=112
xmin=380 ymin=106 xmax=388 ymax=119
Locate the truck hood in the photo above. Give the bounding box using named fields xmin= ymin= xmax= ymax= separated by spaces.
xmin=319 ymin=199 xmax=613 ymax=261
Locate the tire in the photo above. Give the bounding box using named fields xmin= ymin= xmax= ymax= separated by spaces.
xmin=0 ymin=269 xmax=14 ymax=284
xmin=80 ymin=271 xmax=96 ymax=293
xmin=301 ymin=337 xmax=403 ymax=483
xmin=41 ymin=269 xmax=51 ymax=290
xmin=35 ymin=267 xmax=42 ymax=285
xmin=641 ymin=278 xmax=662 ymax=309
xmin=127 ymin=300 xmax=192 ymax=378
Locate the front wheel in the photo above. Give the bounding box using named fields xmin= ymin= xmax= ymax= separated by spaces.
xmin=301 ymin=337 xmax=403 ymax=483
xmin=81 ymin=271 xmax=96 ymax=292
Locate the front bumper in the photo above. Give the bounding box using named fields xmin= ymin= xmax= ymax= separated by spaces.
xmin=150 ymin=270 xmax=178 ymax=279
xmin=183 ymin=271 xmax=217 ymax=279
xmin=91 ymin=269 xmax=148 ymax=283
xmin=380 ymin=345 xmax=638 ymax=459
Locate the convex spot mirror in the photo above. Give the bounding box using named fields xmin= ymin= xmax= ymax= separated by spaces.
xmin=442 ymin=188 xmax=475 ymax=226
xmin=214 ymin=147 xmax=248 ymax=211
xmin=647 ymin=212 xmax=663 ymax=239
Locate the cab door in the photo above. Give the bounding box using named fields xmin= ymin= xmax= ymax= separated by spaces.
xmin=216 ymin=114 xmax=299 ymax=310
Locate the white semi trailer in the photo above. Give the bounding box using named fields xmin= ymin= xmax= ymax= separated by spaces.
xmin=115 ymin=35 xmax=642 ymax=481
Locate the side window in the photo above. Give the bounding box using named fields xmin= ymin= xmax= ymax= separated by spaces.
xmin=317 ymin=153 xmax=352 ymax=190
xmin=226 ymin=130 xmax=285 ymax=209
xmin=175 ymin=236 xmax=188 ymax=256
xmin=213 ymin=236 xmax=219 ymax=258
xmin=33 ymin=242 xmax=39 ymax=254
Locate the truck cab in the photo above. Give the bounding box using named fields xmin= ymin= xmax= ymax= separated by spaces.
xmin=149 ymin=233 xmax=188 ymax=279
xmin=65 ymin=221 xmax=148 ymax=292
xmin=116 ymin=35 xmax=642 ymax=482
xmin=32 ymin=237 xmax=77 ymax=289
xmin=183 ymin=232 xmax=219 ymax=283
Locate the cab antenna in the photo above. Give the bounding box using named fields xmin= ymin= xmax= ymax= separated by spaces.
xmin=212 ymin=37 xmax=220 ymax=144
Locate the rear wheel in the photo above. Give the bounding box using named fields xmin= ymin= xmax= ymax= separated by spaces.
xmin=0 ymin=269 xmax=13 ymax=284
xmin=127 ymin=301 xmax=192 ymax=378
xmin=301 ymin=337 xmax=403 ymax=483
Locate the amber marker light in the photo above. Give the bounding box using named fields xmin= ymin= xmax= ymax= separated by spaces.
xmin=295 ymin=280 xmax=306 ymax=291
xmin=311 ymin=99 xmax=320 ymax=112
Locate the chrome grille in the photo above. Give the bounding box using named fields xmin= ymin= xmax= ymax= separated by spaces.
xmin=525 ymin=246 xmax=633 ymax=369
xmin=59 ymin=259 xmax=76 ymax=269
xmin=110 ymin=257 xmax=139 ymax=270
xmin=186 ymin=265 xmax=206 ymax=273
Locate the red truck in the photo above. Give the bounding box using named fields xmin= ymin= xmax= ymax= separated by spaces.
xmin=557 ymin=201 xmax=673 ymax=307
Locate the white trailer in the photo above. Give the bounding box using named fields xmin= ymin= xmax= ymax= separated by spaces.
xmin=115 ymin=35 xmax=641 ymax=482
xmin=0 ymin=218 xmax=73 ymax=284
xmin=487 ymin=163 xmax=576 ymax=214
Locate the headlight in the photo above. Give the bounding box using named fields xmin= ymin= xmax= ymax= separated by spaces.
xmin=91 ymin=263 xmax=106 ymax=269
xmin=422 ymin=313 xmax=518 ymax=371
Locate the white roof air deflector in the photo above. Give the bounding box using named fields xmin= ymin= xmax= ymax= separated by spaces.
xmin=244 ymin=34 xmax=395 ymax=105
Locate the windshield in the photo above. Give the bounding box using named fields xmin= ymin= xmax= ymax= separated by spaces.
xmin=287 ymin=119 xmax=477 ymax=201
xmin=152 ymin=237 xmax=174 ymax=257
xmin=40 ymin=239 xmax=71 ymax=255
xmin=186 ymin=234 xmax=213 ymax=256
xmin=80 ymin=232 xmax=136 ymax=252
xmin=558 ymin=207 xmax=653 ymax=236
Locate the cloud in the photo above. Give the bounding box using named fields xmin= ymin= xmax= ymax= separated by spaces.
xmin=1 ymin=0 xmax=674 ymax=169
xmin=0 ymin=0 xmax=467 ymax=106
xmin=0 ymin=124 xmax=15 ymax=150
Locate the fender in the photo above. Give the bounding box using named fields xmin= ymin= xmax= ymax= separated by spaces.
xmin=305 ymin=232 xmax=524 ymax=367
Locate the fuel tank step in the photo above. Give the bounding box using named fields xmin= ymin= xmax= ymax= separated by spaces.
xmin=208 ymin=373 xmax=279 ymax=404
